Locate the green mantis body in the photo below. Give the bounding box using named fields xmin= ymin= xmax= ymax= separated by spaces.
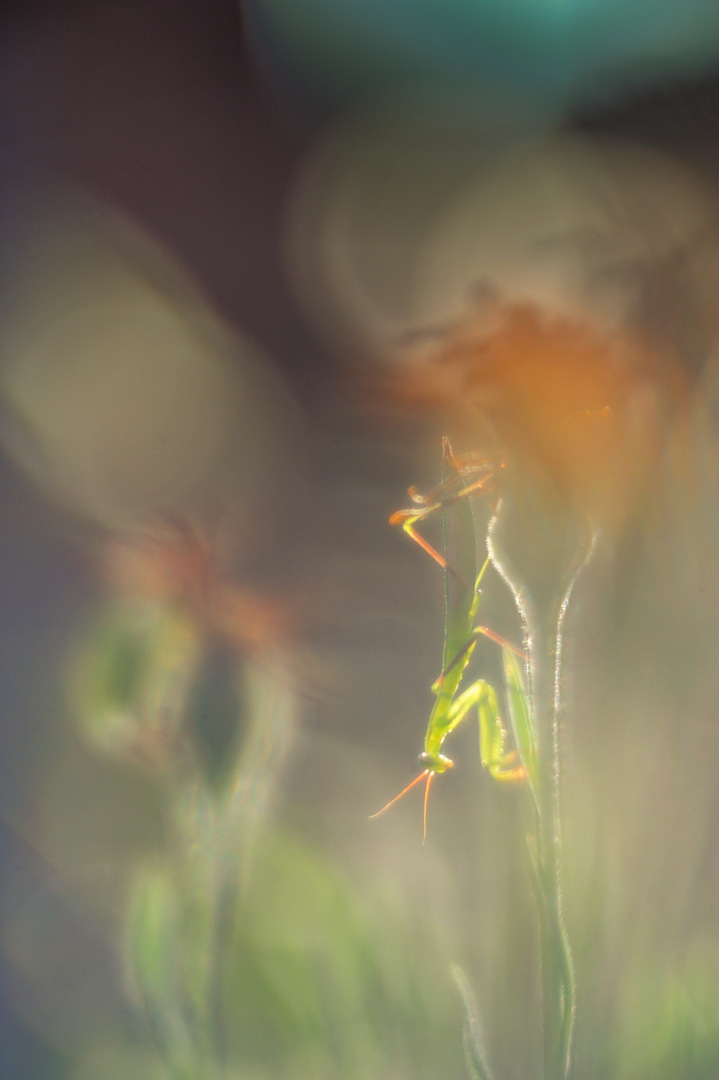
xmin=371 ymin=438 xmax=535 ymax=838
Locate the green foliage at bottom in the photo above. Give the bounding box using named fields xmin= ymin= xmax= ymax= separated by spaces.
xmin=122 ymin=826 xmax=465 ymax=1079
xmin=613 ymin=947 xmax=719 ymax=1080
xmin=222 ymin=829 xmax=463 ymax=1079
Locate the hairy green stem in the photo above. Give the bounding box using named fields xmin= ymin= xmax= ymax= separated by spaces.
xmin=527 ymin=598 xmax=575 ymax=1080
xmin=489 ymin=462 xmax=592 ymax=1080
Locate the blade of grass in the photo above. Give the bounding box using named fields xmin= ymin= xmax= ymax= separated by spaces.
xmin=451 ymin=964 xmax=496 ymax=1080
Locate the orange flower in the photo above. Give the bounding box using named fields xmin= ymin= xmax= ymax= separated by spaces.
xmin=388 ymin=302 xmax=688 ymax=524
xmin=103 ymin=517 xmax=295 ymax=655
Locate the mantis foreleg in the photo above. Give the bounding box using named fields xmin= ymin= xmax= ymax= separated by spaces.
xmin=442 ymin=679 xmax=525 ymax=781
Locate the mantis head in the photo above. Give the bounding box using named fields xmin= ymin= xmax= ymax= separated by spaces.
xmin=418 ymin=750 xmax=453 ymax=774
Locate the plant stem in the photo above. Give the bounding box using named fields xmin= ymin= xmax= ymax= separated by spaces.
xmin=526 ymin=597 xmax=575 ymax=1080
xmin=488 ymin=462 xmax=592 ymax=1080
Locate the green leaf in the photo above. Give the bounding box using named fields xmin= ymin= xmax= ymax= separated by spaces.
xmin=125 ymin=862 xmax=214 ymax=1072
xmin=476 ymin=682 xmax=517 ymax=780
xmin=502 ymin=647 xmax=537 ymax=795
xmin=70 ymin=603 xmax=197 ymax=760
xmin=125 ymin=864 xmax=180 ymax=1011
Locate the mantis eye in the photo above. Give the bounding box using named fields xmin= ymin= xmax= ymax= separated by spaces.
xmin=419 ymin=751 xmax=454 ymax=774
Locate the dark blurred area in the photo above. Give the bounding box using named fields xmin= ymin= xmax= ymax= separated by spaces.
xmin=3 ymin=2 xmax=719 ymax=1079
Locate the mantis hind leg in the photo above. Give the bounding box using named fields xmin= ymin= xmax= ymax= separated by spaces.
xmin=389 ymin=484 xmax=491 ymax=584
xmin=433 ymin=624 xmax=524 ymax=692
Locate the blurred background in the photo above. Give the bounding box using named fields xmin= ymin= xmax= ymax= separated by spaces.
xmin=2 ymin=2 xmax=719 ymax=1078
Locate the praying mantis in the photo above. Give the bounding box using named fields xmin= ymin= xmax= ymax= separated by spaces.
xmin=371 ymin=438 xmax=537 ymax=840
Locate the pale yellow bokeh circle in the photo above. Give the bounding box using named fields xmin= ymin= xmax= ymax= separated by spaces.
xmin=0 ymin=191 xmax=300 ymax=542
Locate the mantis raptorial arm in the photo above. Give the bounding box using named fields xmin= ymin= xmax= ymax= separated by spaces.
xmin=441 ymin=678 xmax=526 ymax=782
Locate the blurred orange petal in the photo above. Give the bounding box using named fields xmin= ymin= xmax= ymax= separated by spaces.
xmin=386 ymin=302 xmax=690 ymax=523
